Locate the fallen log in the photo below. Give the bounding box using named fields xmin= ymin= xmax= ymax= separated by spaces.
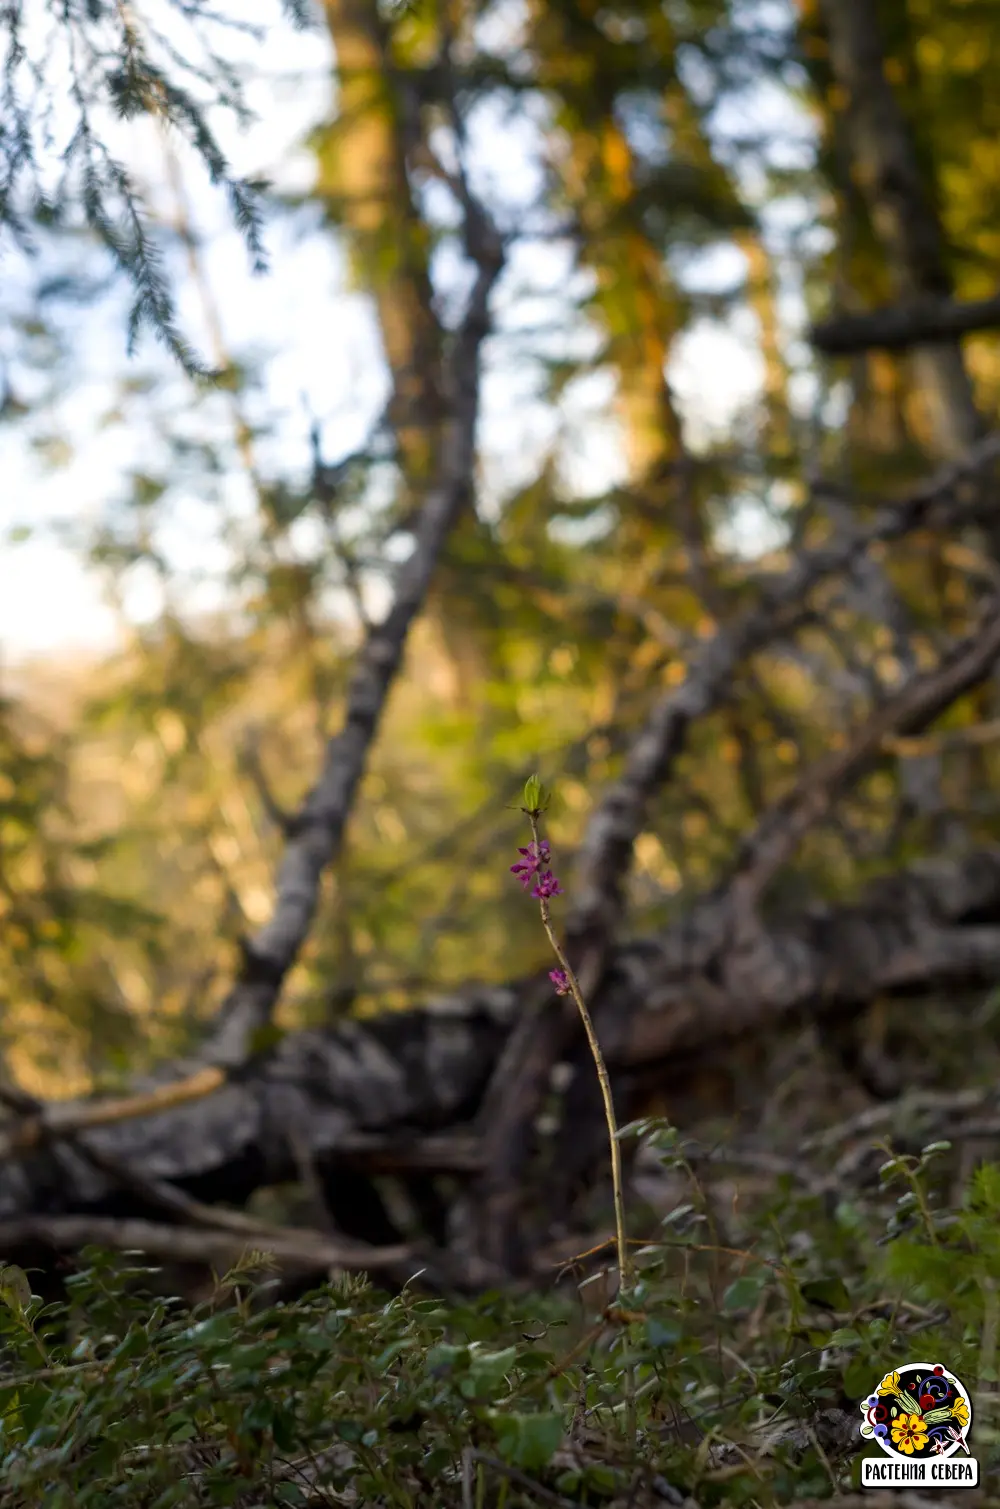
xmin=2 ymin=848 xmax=999 ymax=1284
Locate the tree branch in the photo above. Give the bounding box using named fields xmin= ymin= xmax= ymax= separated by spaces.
xmin=0 ymin=1213 xmax=417 ymax=1277
xmin=812 ymin=290 xmax=1000 ymax=355
xmin=729 ymin=599 xmax=1000 ymax=908
xmin=203 ymin=181 xmax=504 ymax=1068
xmin=466 ymin=436 xmax=1000 ymax=1270
xmin=238 ymin=728 xmax=295 ymax=835
xmin=567 ymin=433 xmax=1000 ymax=982
xmin=0 ymin=1066 xmax=225 ymax=1158
xmin=815 ymin=0 xmax=983 ymax=459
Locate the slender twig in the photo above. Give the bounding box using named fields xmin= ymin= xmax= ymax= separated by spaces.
xmin=0 ymin=1066 xmax=226 ymax=1157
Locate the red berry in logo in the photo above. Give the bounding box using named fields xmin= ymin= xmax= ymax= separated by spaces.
xmin=933 ymin=1366 xmax=945 ymax=1376
xmin=920 ymin=1394 xmax=935 ymax=1410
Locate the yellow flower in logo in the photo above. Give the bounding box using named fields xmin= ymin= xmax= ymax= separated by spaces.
xmin=891 ymin=1416 xmax=928 ymax=1455
xmin=877 ymin=1370 xmax=922 ymax=1415
xmin=952 ymin=1396 xmax=970 ymax=1430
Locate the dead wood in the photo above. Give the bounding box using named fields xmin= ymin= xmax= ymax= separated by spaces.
xmin=6 ymin=432 xmax=1000 ymax=1281
xmin=3 ymin=846 xmax=1000 ymax=1283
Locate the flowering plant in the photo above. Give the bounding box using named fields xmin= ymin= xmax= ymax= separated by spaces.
xmin=510 ymin=776 xmax=632 ymax=1310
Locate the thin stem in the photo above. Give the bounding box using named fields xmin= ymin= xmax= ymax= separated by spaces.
xmin=877 ymin=1143 xmax=939 ymax=1246
xmin=526 ymin=812 xmax=635 ymax=1440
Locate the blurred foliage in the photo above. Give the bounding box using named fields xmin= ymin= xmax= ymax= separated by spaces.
xmin=2 ymin=0 xmax=1000 ymax=1096
xmin=0 ymin=690 xmax=164 ymax=1096
xmin=1 ymin=1133 xmax=999 ymax=1504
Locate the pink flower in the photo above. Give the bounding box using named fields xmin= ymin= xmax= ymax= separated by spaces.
xmin=531 ymin=870 xmax=562 ymax=900
xmin=549 ymin=968 xmax=570 ymax=995
xmin=510 ymin=840 xmax=551 ymax=890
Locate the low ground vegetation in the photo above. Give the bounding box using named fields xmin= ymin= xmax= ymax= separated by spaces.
xmin=1 ymin=1127 xmax=997 ymax=1508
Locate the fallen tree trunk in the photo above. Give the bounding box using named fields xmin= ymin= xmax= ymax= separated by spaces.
xmin=3 ymin=847 xmax=999 ymax=1285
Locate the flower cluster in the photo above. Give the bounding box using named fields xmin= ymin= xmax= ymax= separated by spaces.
xmin=532 ymin=870 xmax=563 ymax=899
xmin=510 ymin=840 xmax=563 ymax=900
xmin=549 ymin=968 xmax=570 ymax=995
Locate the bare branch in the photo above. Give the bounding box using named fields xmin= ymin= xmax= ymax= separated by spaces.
xmin=0 ymin=1213 xmax=416 ymax=1276
xmin=204 ymin=189 xmax=504 ymax=1069
xmin=729 ymin=600 xmax=1000 ymax=908
xmin=238 ymin=727 xmax=295 ymax=835
xmin=567 ymin=434 xmax=1000 ymax=978
xmin=812 ymin=290 xmax=1000 ymax=355
xmin=801 ymin=1087 xmax=991 ymax=1155
xmin=467 ymin=438 xmax=1000 ymax=1270
xmin=0 ymin=1066 xmax=225 ymax=1159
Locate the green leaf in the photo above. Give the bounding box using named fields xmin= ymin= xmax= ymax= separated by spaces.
xmin=333 ymin=1418 xmax=366 ymax=1442
xmin=423 ymin=1447 xmax=453 ymax=1477
xmin=556 ymin=1470 xmax=582 ymax=1494
xmin=645 ymin=1316 xmax=683 ymax=1347
xmin=0 ymin=1266 xmax=32 ymax=1315
xmin=426 ymin=1343 xmax=468 ymax=1376
xmin=661 ymin=1202 xmax=696 ymax=1226
xmin=109 ymin=1323 xmax=149 ymax=1362
xmin=515 ymin=1348 xmax=555 ymax=1375
xmin=274 ymin=1400 xmax=297 ymax=1448
xmin=584 ymin=1463 xmax=624 ymax=1493
xmin=465 ymin=1345 xmax=518 ymax=1398
xmin=844 ymin=1359 xmax=875 ymax=1400
xmin=491 ymin=1412 xmax=564 ymax=1470
xmin=374 ymin=1338 xmax=414 ymax=1370
xmin=828 ymin=1327 xmax=862 ymax=1347
xmin=722 ymin=1276 xmax=765 ymax=1313
xmin=799 ymin=1277 xmax=850 ymax=1312
xmin=164 ymin=1413 xmax=197 ymax=1442
xmin=242 ymin=1397 xmax=274 ymax=1433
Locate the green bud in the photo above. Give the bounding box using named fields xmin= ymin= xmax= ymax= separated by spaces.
xmin=522 ymin=774 xmax=550 ymax=814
